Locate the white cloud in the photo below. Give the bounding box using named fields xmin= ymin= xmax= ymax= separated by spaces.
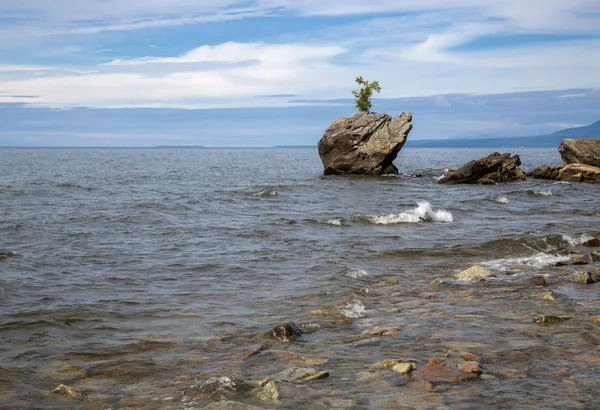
xmin=0 ymin=1 xmax=599 ymax=108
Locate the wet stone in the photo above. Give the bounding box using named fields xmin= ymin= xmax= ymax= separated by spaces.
xmin=200 ymin=376 xmax=237 ymax=398
xmin=375 ymin=279 xmax=399 ymax=287
xmin=572 ymin=270 xmax=600 ymax=284
xmin=583 ymin=238 xmax=600 ymax=247
xmin=269 ymin=322 xmax=304 ymax=343
xmin=271 ymin=367 xmax=329 ymax=383
xmin=53 ymin=384 xmax=83 ymax=399
xmin=534 ymin=315 xmax=571 ymax=325
xmin=527 ymin=276 xmax=546 ymax=287
xmin=362 ymin=325 xmax=400 ymax=337
xmin=457 ymin=361 xmax=483 ymax=375
xmin=392 ymin=363 xmax=413 ymax=374
xmin=413 ymin=358 xmax=478 ymax=383
xmin=455 ymin=265 xmax=493 ymax=281
xmin=253 ymin=381 xmax=279 ymax=401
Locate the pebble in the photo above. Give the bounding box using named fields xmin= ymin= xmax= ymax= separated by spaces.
xmin=392 ymin=363 xmax=413 ymax=374
xmin=527 ymin=276 xmax=546 ymax=287
xmin=542 ymin=293 xmax=555 ymax=301
xmin=53 ymin=384 xmax=82 ymax=399
xmin=455 ymin=266 xmax=493 ymax=281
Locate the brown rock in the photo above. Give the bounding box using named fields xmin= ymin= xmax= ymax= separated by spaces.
xmin=318 ymin=112 xmax=413 ymax=175
xmin=557 ymin=163 xmax=600 ymax=183
xmin=363 ymin=325 xmax=400 ymax=337
xmin=528 ymin=164 xmax=562 ymax=180
xmin=53 ymin=384 xmax=82 ymax=399
xmin=409 ymin=380 xmax=434 ymax=392
xmin=583 ymin=238 xmax=600 ymax=247
xmin=413 ymin=358 xmax=478 ymax=383
xmin=457 ymin=361 xmax=483 ymax=375
xmin=527 ymin=276 xmax=546 ymax=287
xmin=438 ymin=152 xmax=526 ymax=184
xmin=572 ymin=270 xmax=600 ymax=284
xmin=269 ymin=322 xmax=303 ymax=343
xmin=534 ymin=315 xmax=571 ymax=324
xmin=559 ymin=138 xmax=600 ymax=167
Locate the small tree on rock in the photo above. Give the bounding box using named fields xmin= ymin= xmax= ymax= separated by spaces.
xmin=352 ymin=76 xmax=381 ymax=113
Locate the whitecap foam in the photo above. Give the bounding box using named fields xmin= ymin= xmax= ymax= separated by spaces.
xmin=367 ymin=201 xmax=453 ymax=224
xmin=340 ymin=300 xmax=366 ymax=318
xmin=562 ymin=234 xmax=594 ymax=247
xmin=321 ymin=219 xmax=342 ymax=226
xmin=533 ymin=189 xmax=553 ymax=197
xmin=493 ymin=196 xmax=509 ymax=204
xmin=344 ymin=267 xmax=369 ymax=279
xmin=481 ymin=252 xmax=569 ymax=271
xmin=254 ymin=190 xmax=278 ymax=197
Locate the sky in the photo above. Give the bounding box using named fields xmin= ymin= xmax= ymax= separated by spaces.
xmin=0 ymin=0 xmax=599 ymax=146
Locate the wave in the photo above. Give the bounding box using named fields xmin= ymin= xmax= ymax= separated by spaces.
xmin=479 ymin=233 xmax=579 ymax=255
xmin=254 ymin=190 xmax=278 ymax=197
xmin=562 ymin=234 xmax=595 ymax=247
xmin=343 ymin=267 xmax=369 ymax=279
xmin=320 ymin=219 xmax=342 ymax=226
xmin=339 ymin=300 xmax=366 ymax=318
xmin=529 ymin=189 xmax=553 ymax=197
xmin=492 ymin=196 xmax=509 ymax=204
xmin=481 ymin=252 xmax=569 ymax=271
xmin=365 ymin=202 xmax=452 ymax=224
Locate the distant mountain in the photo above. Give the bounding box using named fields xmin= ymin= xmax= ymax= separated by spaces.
xmin=406 ymin=120 xmax=600 ymax=148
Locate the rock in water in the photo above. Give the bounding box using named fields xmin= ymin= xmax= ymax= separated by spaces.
xmin=557 ymin=164 xmax=600 ymax=183
xmin=438 ymin=152 xmax=526 ymax=184
xmin=528 ymin=164 xmax=562 ymax=180
xmin=269 ymin=322 xmax=303 ymax=343
xmin=317 ymin=112 xmax=412 ymax=175
xmin=559 ymin=138 xmax=600 ymax=167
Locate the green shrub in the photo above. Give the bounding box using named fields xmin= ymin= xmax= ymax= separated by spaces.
xmin=352 ymin=76 xmax=381 ymax=113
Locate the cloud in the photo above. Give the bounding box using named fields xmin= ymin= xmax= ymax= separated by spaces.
xmin=0 ymin=1 xmax=599 ymax=108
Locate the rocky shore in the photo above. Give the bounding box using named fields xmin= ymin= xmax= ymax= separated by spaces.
xmin=43 ymin=232 xmax=600 ymax=410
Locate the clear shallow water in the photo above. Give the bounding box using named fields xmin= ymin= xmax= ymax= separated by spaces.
xmin=1 ymin=147 xmax=599 ymax=409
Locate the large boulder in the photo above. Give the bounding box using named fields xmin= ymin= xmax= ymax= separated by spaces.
xmin=438 ymin=152 xmax=526 ymax=185
xmin=559 ymin=138 xmax=600 ymax=167
xmin=528 ymin=164 xmax=562 ymax=180
xmin=317 ymin=112 xmax=412 ymax=175
xmin=557 ymin=163 xmax=600 ymax=183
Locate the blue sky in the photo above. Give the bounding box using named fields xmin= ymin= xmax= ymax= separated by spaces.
xmin=0 ymin=0 xmax=599 ymax=146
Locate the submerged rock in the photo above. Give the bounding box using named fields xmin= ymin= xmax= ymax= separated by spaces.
xmin=53 ymin=384 xmax=83 ymax=399
xmin=455 ymin=265 xmax=493 ymax=281
xmin=438 ymin=152 xmax=526 ymax=184
xmin=317 ymin=112 xmax=412 ymax=175
xmin=253 ymin=380 xmax=280 ymax=402
xmin=413 ymin=358 xmax=478 ymax=383
xmin=559 ymin=138 xmax=600 ymax=167
xmin=534 ymin=315 xmax=571 ymax=324
xmin=269 ymin=322 xmax=304 ymax=343
xmin=572 ymin=270 xmax=600 ymax=284
xmin=271 ymin=367 xmax=329 ymax=383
